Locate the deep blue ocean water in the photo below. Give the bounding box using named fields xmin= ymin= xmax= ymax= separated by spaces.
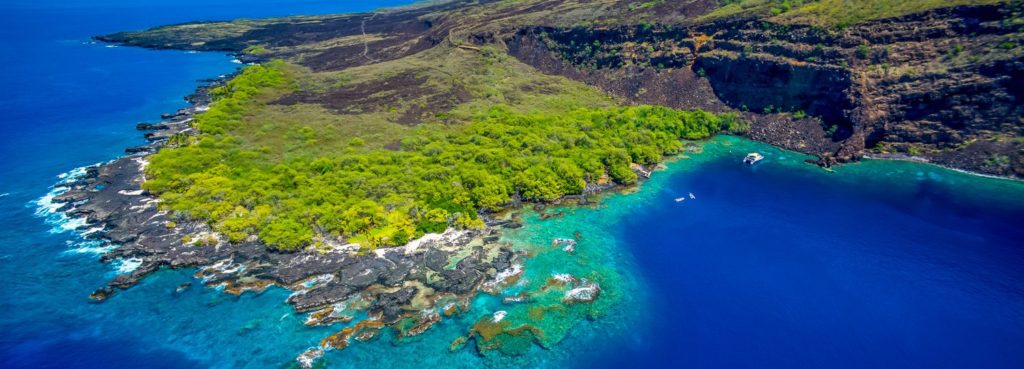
xmin=2 ymin=1 xmax=1024 ymax=369
xmin=0 ymin=1 xmax=415 ymax=368
xmin=585 ymin=143 xmax=1024 ymax=369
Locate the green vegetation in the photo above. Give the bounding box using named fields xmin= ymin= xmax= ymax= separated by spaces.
xmin=243 ymin=45 xmax=268 ymax=55
xmin=705 ymin=0 xmax=1006 ymax=28
xmin=222 ymin=44 xmax=619 ymax=164
xmin=777 ymin=0 xmax=1005 ymax=28
xmin=703 ymin=0 xmax=811 ymax=22
xmin=628 ymin=0 xmax=666 ymax=10
xmin=145 ymin=61 xmax=739 ymax=252
xmin=986 ymin=154 xmax=1011 ymax=167
xmin=824 ymin=123 xmax=839 ymax=137
xmin=947 ymin=44 xmax=965 ymax=59
xmin=856 ymin=44 xmax=871 ymax=59
xmin=103 ymin=19 xmax=267 ymax=48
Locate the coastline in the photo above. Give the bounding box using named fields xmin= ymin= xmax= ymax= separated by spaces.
xmin=36 ymin=53 xmax=533 ymax=367
xmin=35 ymin=72 xmax=1024 ymax=365
xmin=31 ymin=47 xmax=671 ymax=364
xmin=10 ymin=0 xmax=1024 ymax=366
xmin=32 ymin=112 xmax=1024 ymax=367
xmin=862 ymin=153 xmax=1024 ymax=182
xmin=36 ymin=36 xmax=1023 ymax=367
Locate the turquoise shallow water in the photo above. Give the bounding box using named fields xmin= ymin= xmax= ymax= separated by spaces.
xmin=551 ymin=137 xmax=1024 ymax=369
xmin=0 ymin=1 xmax=417 ymax=368
xmin=406 ymin=135 xmax=1024 ymax=369
xmin=3 ymin=1 xmax=1024 ymax=368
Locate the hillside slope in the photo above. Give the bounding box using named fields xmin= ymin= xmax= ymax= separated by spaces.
xmin=100 ymin=0 xmax=1024 ymax=177
xmin=70 ymin=0 xmax=1024 ymax=361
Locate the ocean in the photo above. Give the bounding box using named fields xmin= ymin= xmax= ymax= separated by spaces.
xmin=2 ymin=1 xmax=1024 ymax=368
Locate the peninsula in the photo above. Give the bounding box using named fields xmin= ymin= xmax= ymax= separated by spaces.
xmin=47 ymin=0 xmax=1022 ymax=366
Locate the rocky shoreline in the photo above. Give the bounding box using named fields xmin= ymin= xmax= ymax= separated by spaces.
xmin=41 ymin=52 xmax=1014 ymax=366
xmin=42 ymin=54 xmax=1016 ymax=367
xmin=862 ymin=152 xmax=1024 ymax=182
xmin=42 ymin=69 xmax=549 ymax=366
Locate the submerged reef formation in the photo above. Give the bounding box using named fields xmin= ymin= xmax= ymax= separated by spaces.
xmin=43 ymin=75 xmax=628 ymax=366
xmin=44 ymin=0 xmax=1024 ymax=366
xmin=42 ymin=77 xmax=608 ymax=366
xmin=455 ymin=273 xmax=602 ymax=355
xmin=48 ymin=142 xmax=615 ymax=365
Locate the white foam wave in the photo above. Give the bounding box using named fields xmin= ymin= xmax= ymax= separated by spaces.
xmin=491 ymin=310 xmax=507 ymax=323
xmin=552 ymin=273 xmax=574 ymax=283
xmin=34 ymin=165 xmax=126 ymax=260
xmin=296 ymin=348 xmax=324 ymax=369
xmin=33 ymin=185 xmax=87 ymax=235
xmin=493 ymin=264 xmax=522 ymax=282
xmin=55 ymin=216 xmax=89 ymax=234
xmin=63 ymin=240 xmax=116 ymax=255
xmin=301 ymin=274 xmax=335 ymax=289
xmin=34 ymin=187 xmax=65 ymax=216
xmin=483 ymin=264 xmax=523 ymax=291
xmin=200 ymin=258 xmax=243 ymax=282
xmin=34 ymin=164 xmax=95 ymax=228
xmin=113 ymin=257 xmax=142 ymax=274
xmin=57 ymin=166 xmax=87 ymax=180
xmin=288 ymin=289 xmax=308 ymax=300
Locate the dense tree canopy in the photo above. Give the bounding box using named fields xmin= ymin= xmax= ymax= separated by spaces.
xmin=145 ymin=62 xmax=740 ymax=251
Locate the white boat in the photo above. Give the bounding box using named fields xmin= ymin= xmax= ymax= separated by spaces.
xmin=743 ymin=153 xmax=764 ymax=165
xmin=689 ymin=192 xmax=696 ymax=199
xmin=675 ymin=197 xmax=686 ymax=202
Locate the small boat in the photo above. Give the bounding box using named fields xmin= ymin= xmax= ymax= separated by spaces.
xmin=675 ymin=197 xmax=686 ymax=202
xmin=689 ymin=192 xmax=696 ymax=199
xmin=743 ymin=153 xmax=764 ymax=165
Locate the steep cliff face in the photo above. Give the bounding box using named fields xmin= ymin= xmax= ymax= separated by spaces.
xmin=834 ymin=5 xmax=1022 ymax=175
xmin=98 ymin=0 xmax=1024 ymax=177
xmin=506 ymin=3 xmax=1024 ymax=176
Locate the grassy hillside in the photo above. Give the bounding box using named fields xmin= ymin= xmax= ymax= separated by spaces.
xmin=124 ymin=0 xmax=1021 ymax=251
xmin=702 ymin=0 xmax=1009 ymax=26
xmin=778 ymin=0 xmax=1008 ymax=27
xmin=147 ymin=60 xmax=738 ymax=251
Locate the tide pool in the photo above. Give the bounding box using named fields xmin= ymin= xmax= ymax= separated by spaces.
xmin=3 ymin=1 xmax=1024 ymax=368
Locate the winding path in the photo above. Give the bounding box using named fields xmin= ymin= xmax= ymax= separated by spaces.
xmin=360 ymin=12 xmax=380 ymax=63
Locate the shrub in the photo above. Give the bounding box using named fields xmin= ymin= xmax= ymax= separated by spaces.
xmin=145 ymin=63 xmax=735 ymax=251
xmin=243 ymin=45 xmax=268 ymax=55
xmin=856 ymin=44 xmax=870 ymax=59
